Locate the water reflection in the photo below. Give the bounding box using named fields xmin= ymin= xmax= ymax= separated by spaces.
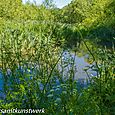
xmin=60 ymin=51 xmax=97 ymax=80
xmin=0 ymin=51 xmax=97 ymax=99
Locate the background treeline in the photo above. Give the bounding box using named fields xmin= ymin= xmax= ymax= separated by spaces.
xmin=0 ymin=0 xmax=115 ymax=46
xmin=56 ymin=0 xmax=115 ymax=46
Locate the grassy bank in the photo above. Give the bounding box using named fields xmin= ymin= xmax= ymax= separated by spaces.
xmin=0 ymin=0 xmax=115 ymax=114
xmin=0 ymin=20 xmax=114 ymax=114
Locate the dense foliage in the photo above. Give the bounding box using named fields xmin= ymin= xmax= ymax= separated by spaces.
xmin=56 ymin=0 xmax=115 ymax=46
xmin=0 ymin=0 xmax=115 ymax=114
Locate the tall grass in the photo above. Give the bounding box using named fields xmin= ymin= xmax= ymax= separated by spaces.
xmin=0 ymin=20 xmax=114 ymax=114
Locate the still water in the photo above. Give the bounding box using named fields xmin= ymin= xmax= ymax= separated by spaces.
xmin=0 ymin=51 xmax=97 ymax=98
xmin=60 ymin=51 xmax=97 ymax=79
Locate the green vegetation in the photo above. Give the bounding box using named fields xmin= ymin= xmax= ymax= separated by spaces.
xmin=0 ymin=0 xmax=115 ymax=114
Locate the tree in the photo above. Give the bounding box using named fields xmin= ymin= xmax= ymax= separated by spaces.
xmin=0 ymin=0 xmax=22 ymax=19
xmin=42 ymin=0 xmax=56 ymax=9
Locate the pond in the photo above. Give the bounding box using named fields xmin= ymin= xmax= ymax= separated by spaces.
xmin=0 ymin=51 xmax=97 ymax=99
xmin=61 ymin=51 xmax=97 ymax=79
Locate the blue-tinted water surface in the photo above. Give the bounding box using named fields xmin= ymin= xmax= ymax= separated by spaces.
xmin=0 ymin=51 xmax=97 ymax=99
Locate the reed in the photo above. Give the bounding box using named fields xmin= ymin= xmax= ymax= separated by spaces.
xmin=0 ymin=20 xmax=114 ymax=114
